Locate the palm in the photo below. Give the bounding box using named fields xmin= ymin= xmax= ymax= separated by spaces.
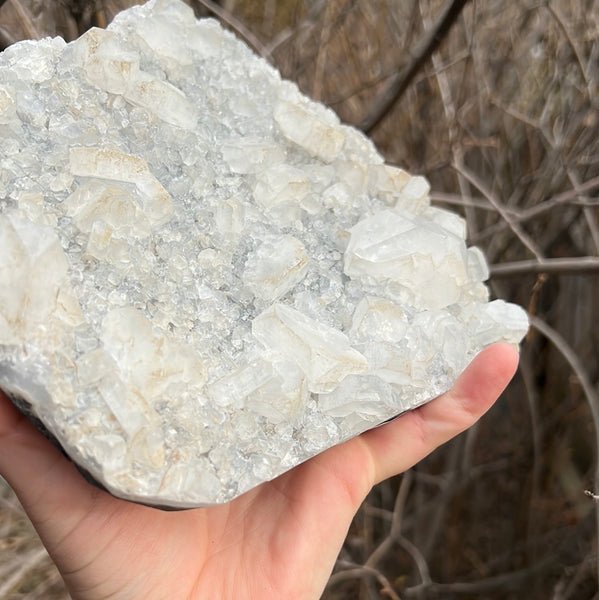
xmin=0 ymin=344 xmax=518 ymax=600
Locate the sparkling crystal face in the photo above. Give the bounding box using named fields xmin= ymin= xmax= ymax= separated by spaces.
xmin=0 ymin=0 xmax=528 ymax=508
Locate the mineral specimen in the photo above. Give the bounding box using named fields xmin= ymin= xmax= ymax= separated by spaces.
xmin=0 ymin=0 xmax=528 ymax=508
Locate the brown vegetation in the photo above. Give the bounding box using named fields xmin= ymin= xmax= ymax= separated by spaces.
xmin=0 ymin=0 xmax=598 ymax=598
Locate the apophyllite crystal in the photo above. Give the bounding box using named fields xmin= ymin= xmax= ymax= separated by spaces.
xmin=0 ymin=0 xmax=528 ymax=508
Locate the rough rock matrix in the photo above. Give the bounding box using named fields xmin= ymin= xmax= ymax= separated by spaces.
xmin=0 ymin=0 xmax=528 ymax=508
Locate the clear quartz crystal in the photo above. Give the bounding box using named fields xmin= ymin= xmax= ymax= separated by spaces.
xmin=0 ymin=0 xmax=528 ymax=508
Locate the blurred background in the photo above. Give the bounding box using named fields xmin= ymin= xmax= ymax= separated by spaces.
xmin=0 ymin=0 xmax=598 ymax=598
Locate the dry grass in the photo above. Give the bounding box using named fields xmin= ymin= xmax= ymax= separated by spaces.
xmin=0 ymin=0 xmax=598 ymax=598
xmin=0 ymin=481 xmax=68 ymax=599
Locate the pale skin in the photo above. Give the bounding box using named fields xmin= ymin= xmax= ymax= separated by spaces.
xmin=0 ymin=343 xmax=518 ymax=600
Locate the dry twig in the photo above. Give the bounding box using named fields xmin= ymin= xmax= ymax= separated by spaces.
xmin=328 ymin=560 xmax=403 ymax=600
xmin=7 ymin=0 xmax=40 ymax=39
xmin=358 ymin=0 xmax=471 ymax=133
xmin=491 ymin=256 xmax=599 ymax=277
xmin=0 ymin=547 xmax=49 ymax=596
xmin=529 ymin=315 xmax=599 ymax=586
xmin=452 ymin=160 xmax=545 ymax=261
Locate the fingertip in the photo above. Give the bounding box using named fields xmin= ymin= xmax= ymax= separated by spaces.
xmin=360 ymin=343 xmax=521 ymax=485
xmin=479 ymin=342 xmax=520 ymax=375
xmin=449 ymin=343 xmax=520 ymax=415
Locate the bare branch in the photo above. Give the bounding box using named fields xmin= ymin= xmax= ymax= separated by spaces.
xmin=470 ymin=174 xmax=599 ymax=245
xmin=545 ymin=1 xmax=591 ymax=91
xmin=517 ymin=175 xmax=599 ymax=221
xmin=310 ymin=1 xmax=335 ymax=101
xmin=0 ymin=547 xmax=49 ymax=597
xmin=403 ymin=558 xmax=556 ymax=597
xmin=363 ymin=470 xmax=433 ymax=587
xmin=397 ymin=536 xmax=432 ymax=588
xmin=328 ymin=560 xmax=403 ymax=600
xmin=490 ymin=256 xmax=599 ymax=277
xmin=359 ymin=0 xmax=471 ymax=133
xmin=564 ymin=167 xmax=599 ymax=254
xmin=7 ymin=0 xmax=40 ymax=40
xmin=430 ymin=192 xmax=502 ymax=212
xmin=452 ymin=161 xmax=545 ymax=261
xmin=420 ymin=0 xmax=478 ymax=236
xmin=519 ymin=351 xmax=544 ymax=563
xmin=365 ymin=471 xmax=412 ymax=566
xmin=529 ymin=315 xmax=599 ymax=587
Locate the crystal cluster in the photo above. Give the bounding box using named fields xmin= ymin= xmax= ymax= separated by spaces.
xmin=0 ymin=0 xmax=528 ymax=508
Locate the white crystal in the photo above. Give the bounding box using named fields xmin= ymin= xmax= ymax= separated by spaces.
xmin=344 ymin=209 xmax=469 ymax=309
xmin=368 ymin=164 xmax=413 ymax=205
xmin=274 ymin=100 xmax=345 ymax=163
xmin=0 ymin=215 xmax=84 ymax=344
xmin=349 ymin=297 xmax=408 ymax=343
xmin=221 ymin=137 xmax=286 ymax=174
xmin=0 ymin=0 xmax=528 ymax=508
xmin=252 ymin=164 xmax=311 ymax=212
xmin=0 ymin=85 xmax=16 ymax=124
xmin=68 ymin=147 xmax=173 ymax=226
xmin=243 ymin=235 xmax=310 ymax=302
xmin=252 ymin=303 xmax=369 ymax=394
xmin=318 ymin=375 xmax=395 ymax=423
xmin=74 ymin=27 xmax=198 ymax=129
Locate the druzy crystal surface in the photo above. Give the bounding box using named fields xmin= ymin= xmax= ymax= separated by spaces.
xmin=0 ymin=0 xmax=528 ymax=508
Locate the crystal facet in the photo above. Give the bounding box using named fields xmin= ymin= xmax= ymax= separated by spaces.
xmin=0 ymin=0 xmax=528 ymax=508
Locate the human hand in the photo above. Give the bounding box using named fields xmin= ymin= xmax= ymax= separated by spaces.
xmin=0 ymin=343 xmax=518 ymax=600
